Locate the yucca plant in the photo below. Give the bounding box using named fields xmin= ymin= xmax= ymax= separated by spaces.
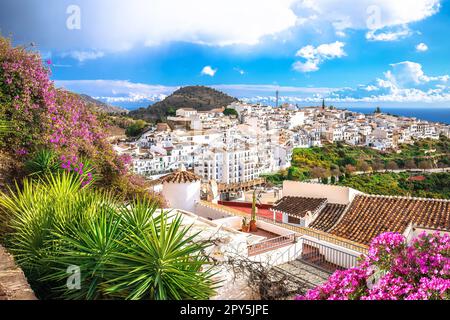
xmin=0 ymin=172 xmax=85 ymax=277
xmin=105 ymin=212 xmax=219 ymax=300
xmin=24 ymin=149 xmax=61 ymax=177
xmin=43 ymin=206 xmax=123 ymax=300
xmin=0 ymin=171 xmax=219 ymax=300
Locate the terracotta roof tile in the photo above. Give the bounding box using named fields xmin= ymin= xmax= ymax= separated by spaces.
xmin=309 ymin=203 xmax=347 ymax=232
xmin=329 ymin=195 xmax=450 ymax=245
xmin=271 ymin=196 xmax=327 ymax=218
xmin=160 ymin=169 xmax=201 ymax=184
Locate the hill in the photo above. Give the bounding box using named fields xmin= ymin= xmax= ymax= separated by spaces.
xmin=79 ymin=94 xmax=129 ymax=114
xmin=129 ymin=86 xmax=238 ymax=121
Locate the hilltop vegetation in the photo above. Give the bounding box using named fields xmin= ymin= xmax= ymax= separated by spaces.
xmin=264 ymin=138 xmax=450 ymax=184
xmin=129 ymin=85 xmax=238 ymax=121
xmin=338 ymin=172 xmax=450 ymax=199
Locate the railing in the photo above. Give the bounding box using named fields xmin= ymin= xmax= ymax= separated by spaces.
xmin=299 ymin=238 xmax=361 ymax=273
xmin=198 ymin=201 xmax=369 ymax=255
xmin=217 ymin=178 xmax=266 ymax=192
xmin=249 ymin=214 xmax=369 ymax=254
xmin=247 ymin=233 xmax=296 ymax=256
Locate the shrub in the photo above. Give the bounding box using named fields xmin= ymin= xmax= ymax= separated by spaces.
xmin=0 ymin=172 xmax=217 ymax=300
xmin=296 ymin=232 xmax=450 ymax=300
xmin=0 ymin=36 xmax=159 ymax=201
xmin=24 ymin=149 xmax=60 ymax=177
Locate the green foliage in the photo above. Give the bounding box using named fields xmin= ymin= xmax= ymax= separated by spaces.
xmin=338 ymin=172 xmax=450 ymax=199
xmin=283 ymin=138 xmax=450 ymax=187
xmin=0 ymin=119 xmax=10 ymax=135
xmin=24 ymin=149 xmax=60 ymax=177
xmin=129 ymin=85 xmax=237 ymax=121
xmin=223 ymin=108 xmax=239 ymax=117
xmin=125 ymin=120 xmax=147 ymax=137
xmin=0 ymin=172 xmax=217 ymax=300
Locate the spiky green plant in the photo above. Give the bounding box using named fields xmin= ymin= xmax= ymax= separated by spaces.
xmin=0 ymin=171 xmax=219 ymax=300
xmin=105 ymin=212 xmax=218 ymax=300
xmin=0 ymin=119 xmax=11 ymax=135
xmin=24 ymin=149 xmax=61 ymax=177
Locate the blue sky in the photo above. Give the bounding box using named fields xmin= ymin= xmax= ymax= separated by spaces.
xmin=1 ymin=0 xmax=450 ymax=110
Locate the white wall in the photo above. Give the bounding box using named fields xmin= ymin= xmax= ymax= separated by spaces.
xmin=249 ymin=241 xmax=303 ymax=267
xmin=195 ymin=202 xmax=233 ymax=220
xmin=301 ymin=236 xmax=361 ymax=269
xmin=282 ymin=181 xmax=363 ymax=205
xmin=162 ymin=181 xmax=200 ymax=213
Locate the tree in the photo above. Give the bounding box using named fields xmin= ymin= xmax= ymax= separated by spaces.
xmin=372 ymin=160 xmax=385 ymax=171
xmin=404 ymin=159 xmax=417 ymax=170
xmin=374 ymin=106 xmax=382 ymax=114
xmin=223 ymin=108 xmax=239 ymax=117
xmin=125 ymin=120 xmax=147 ymax=137
xmin=418 ymin=160 xmax=433 ymax=171
xmin=166 ymin=106 xmax=177 ymax=117
xmin=311 ymin=167 xmax=328 ymax=179
xmin=345 ymin=164 xmax=356 ymax=175
xmin=386 ymin=161 xmax=399 ymax=171
xmin=330 ymin=176 xmax=336 ymax=184
xmin=356 ymin=160 xmax=371 ymax=173
xmin=340 ymin=156 xmax=357 ymax=167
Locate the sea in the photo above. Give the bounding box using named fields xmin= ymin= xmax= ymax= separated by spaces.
xmin=343 ymin=107 xmax=450 ymax=125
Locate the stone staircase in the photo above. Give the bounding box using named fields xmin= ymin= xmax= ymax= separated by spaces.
xmin=275 ymin=259 xmax=330 ymax=290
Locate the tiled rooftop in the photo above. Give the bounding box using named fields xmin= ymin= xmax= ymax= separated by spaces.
xmin=271 ymin=196 xmax=327 ymax=218
xmin=329 ymin=195 xmax=450 ymax=245
xmin=309 ymin=203 xmax=348 ymax=232
xmin=160 ymin=168 xmax=200 ymax=183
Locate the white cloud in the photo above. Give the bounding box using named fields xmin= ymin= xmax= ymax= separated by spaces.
xmin=2 ymin=0 xmax=442 ymax=53
xmin=295 ymin=0 xmax=441 ymax=42
xmin=201 ymin=66 xmax=217 ymax=77
xmin=383 ymin=61 xmax=449 ymax=87
xmin=416 ymin=42 xmax=429 ymax=52
xmin=366 ymin=25 xmax=412 ymax=41
xmin=330 ymin=61 xmax=450 ymax=102
xmin=72 ymin=0 xmax=298 ymax=49
xmin=293 ymin=41 xmax=346 ymax=72
xmin=55 ymin=80 xmax=177 ymax=103
xmin=61 ymin=50 xmax=105 ymax=62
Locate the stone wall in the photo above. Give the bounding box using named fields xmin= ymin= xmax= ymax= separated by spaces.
xmin=0 ymin=245 xmax=36 ymax=300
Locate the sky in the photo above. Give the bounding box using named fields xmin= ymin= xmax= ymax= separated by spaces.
xmin=1 ymin=0 xmax=450 ymax=110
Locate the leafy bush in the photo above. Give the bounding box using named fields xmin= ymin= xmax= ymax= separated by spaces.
xmin=223 ymin=108 xmax=239 ymax=117
xmin=125 ymin=120 xmax=147 ymax=137
xmin=0 ymin=172 xmax=217 ymax=300
xmin=0 ymin=36 xmax=162 ymax=202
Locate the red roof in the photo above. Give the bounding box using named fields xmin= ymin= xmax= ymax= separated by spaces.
xmin=408 ymin=175 xmax=426 ymax=181
xmin=218 ymin=201 xmax=282 ymax=222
